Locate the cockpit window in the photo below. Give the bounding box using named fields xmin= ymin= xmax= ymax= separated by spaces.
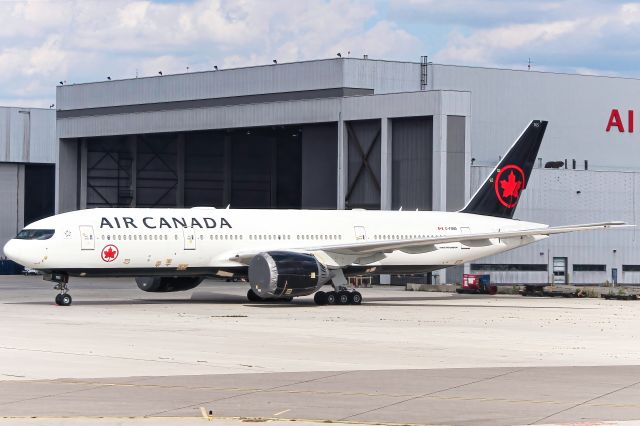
xmin=16 ymin=229 xmax=55 ymax=240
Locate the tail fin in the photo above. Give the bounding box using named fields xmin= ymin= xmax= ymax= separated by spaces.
xmin=460 ymin=120 xmax=547 ymax=219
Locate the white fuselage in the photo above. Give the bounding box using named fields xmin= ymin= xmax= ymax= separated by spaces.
xmin=4 ymin=208 xmax=547 ymax=277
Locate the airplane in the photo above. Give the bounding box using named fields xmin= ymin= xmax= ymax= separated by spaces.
xmin=3 ymin=120 xmax=629 ymax=307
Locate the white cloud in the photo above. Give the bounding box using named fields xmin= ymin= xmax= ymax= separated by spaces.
xmin=436 ymin=20 xmax=579 ymax=64
xmin=432 ymin=2 xmax=640 ymax=71
xmin=0 ymin=0 xmax=639 ymax=107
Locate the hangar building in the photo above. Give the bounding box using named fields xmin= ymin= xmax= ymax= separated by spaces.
xmin=55 ymin=58 xmax=640 ymax=285
xmin=0 ymin=107 xmax=56 ymax=271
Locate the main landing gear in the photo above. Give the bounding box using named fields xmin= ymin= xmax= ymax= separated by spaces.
xmin=45 ymin=272 xmax=72 ymax=306
xmin=313 ymin=269 xmax=362 ymax=306
xmin=313 ymin=289 xmax=362 ymax=306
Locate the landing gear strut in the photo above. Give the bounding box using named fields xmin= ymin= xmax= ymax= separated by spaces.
xmin=45 ymin=273 xmax=72 ymax=306
xmin=313 ymin=269 xmax=362 ymax=306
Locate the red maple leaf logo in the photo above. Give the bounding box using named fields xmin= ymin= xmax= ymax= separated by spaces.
xmin=500 ymin=171 xmax=522 ymax=199
xmin=101 ymin=245 xmax=119 ymax=262
xmin=104 ymin=247 xmax=116 ymax=259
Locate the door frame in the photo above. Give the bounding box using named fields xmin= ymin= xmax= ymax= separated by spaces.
xmin=183 ymin=227 xmax=196 ymax=250
xmin=79 ymin=225 xmax=95 ymax=250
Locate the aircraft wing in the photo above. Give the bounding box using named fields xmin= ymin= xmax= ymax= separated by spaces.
xmin=228 ymin=221 xmax=630 ymax=265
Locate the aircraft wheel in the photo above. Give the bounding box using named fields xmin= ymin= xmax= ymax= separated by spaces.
xmin=314 ymin=291 xmax=327 ymax=305
xmin=349 ymin=291 xmax=362 ymax=305
xmin=247 ymin=289 xmax=262 ymax=302
xmin=59 ymin=294 xmax=72 ymax=306
xmin=325 ymin=291 xmax=337 ymax=305
xmin=55 ymin=294 xmax=63 ymax=305
xmin=337 ymin=291 xmax=350 ymax=305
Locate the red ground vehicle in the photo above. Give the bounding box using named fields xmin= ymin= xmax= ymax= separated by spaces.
xmin=457 ymin=274 xmax=497 ymax=295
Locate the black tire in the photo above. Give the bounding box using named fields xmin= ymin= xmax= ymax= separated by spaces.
xmin=55 ymin=294 xmax=63 ymax=306
xmin=337 ymin=291 xmax=350 ymax=305
xmin=314 ymin=291 xmax=327 ymax=305
xmin=349 ymin=291 xmax=362 ymax=305
xmin=279 ymin=297 xmax=293 ymax=302
xmin=60 ymin=294 xmax=72 ymax=306
xmin=325 ymin=291 xmax=337 ymax=305
xmin=247 ymin=289 xmax=262 ymax=302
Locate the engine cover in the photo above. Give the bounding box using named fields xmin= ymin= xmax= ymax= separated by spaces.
xmin=136 ymin=276 xmax=204 ymax=292
xmin=249 ymin=251 xmax=330 ymax=299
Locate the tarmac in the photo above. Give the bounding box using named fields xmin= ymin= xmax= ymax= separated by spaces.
xmin=0 ymin=275 xmax=639 ymax=425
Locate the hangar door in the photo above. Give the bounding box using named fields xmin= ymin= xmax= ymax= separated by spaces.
xmin=347 ymin=120 xmax=381 ymax=209
xmin=392 ymin=117 xmax=433 ymax=210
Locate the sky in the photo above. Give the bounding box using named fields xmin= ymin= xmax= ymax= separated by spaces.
xmin=0 ymin=0 xmax=639 ymax=108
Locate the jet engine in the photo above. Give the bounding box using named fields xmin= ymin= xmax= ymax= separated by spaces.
xmin=135 ymin=276 xmax=204 ymax=292
xmin=248 ymin=251 xmax=331 ymax=299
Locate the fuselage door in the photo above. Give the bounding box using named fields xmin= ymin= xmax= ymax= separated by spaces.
xmin=354 ymin=226 xmax=366 ymax=241
xmin=79 ymin=225 xmax=95 ymax=250
xmin=183 ymin=227 xmax=196 ymax=250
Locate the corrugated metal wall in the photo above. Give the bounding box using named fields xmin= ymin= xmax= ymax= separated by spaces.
xmin=430 ymin=64 xmax=640 ymax=172
xmin=391 ymin=117 xmax=432 ymax=210
xmin=470 ymin=165 xmax=640 ymax=284
xmin=446 ymin=115 xmax=466 ymax=211
xmin=0 ymin=107 xmax=56 ymax=163
xmin=0 ymin=163 xmax=21 ymax=257
xmin=57 ymin=58 xmax=422 ymax=111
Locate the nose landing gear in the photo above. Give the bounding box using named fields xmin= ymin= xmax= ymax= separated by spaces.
xmin=45 ymin=272 xmax=72 ymax=306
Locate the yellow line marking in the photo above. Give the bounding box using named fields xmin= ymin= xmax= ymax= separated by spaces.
xmin=0 ymin=415 xmax=447 ymax=426
xmin=199 ymin=406 xmax=212 ymax=421
xmin=273 ymin=408 xmax=291 ymax=416
xmin=5 ymin=379 xmax=640 ymax=411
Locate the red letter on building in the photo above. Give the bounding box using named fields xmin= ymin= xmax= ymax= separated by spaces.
xmin=629 ymin=110 xmax=634 ymax=133
xmin=606 ymin=109 xmax=625 ymax=132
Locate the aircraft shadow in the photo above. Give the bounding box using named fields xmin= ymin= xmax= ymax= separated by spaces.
xmin=7 ymin=292 xmax=593 ymax=310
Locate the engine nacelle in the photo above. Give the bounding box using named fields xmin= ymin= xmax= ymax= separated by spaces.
xmin=136 ymin=276 xmax=204 ymax=292
xmin=249 ymin=251 xmax=331 ymax=299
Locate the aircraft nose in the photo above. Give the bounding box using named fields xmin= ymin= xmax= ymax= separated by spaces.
xmin=3 ymin=239 xmax=18 ymax=262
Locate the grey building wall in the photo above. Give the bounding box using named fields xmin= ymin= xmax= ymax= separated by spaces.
xmin=446 ymin=115 xmax=466 ymax=212
xmin=429 ymin=64 xmax=640 ymax=172
xmin=0 ymin=107 xmax=56 ymax=163
xmin=56 ymin=58 xmax=421 ymax=112
xmin=0 ymin=107 xmax=56 ymax=258
xmin=470 ymin=165 xmax=640 ymax=284
xmin=0 ymin=163 xmax=23 ymax=257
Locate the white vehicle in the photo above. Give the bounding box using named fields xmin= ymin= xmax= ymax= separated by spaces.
xmin=3 ymin=120 xmax=627 ymax=306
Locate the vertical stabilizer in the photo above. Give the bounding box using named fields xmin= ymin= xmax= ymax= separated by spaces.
xmin=460 ymin=120 xmax=547 ymax=219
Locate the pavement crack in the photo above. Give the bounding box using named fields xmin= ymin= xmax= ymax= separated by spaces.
xmin=530 ymin=376 xmax=640 ymax=425
xmin=0 ymin=345 xmax=251 ymax=371
xmin=146 ymin=370 xmax=353 ymax=417
xmin=338 ymin=368 xmax=525 ymax=421
xmin=0 ymin=384 xmax=109 ymax=406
